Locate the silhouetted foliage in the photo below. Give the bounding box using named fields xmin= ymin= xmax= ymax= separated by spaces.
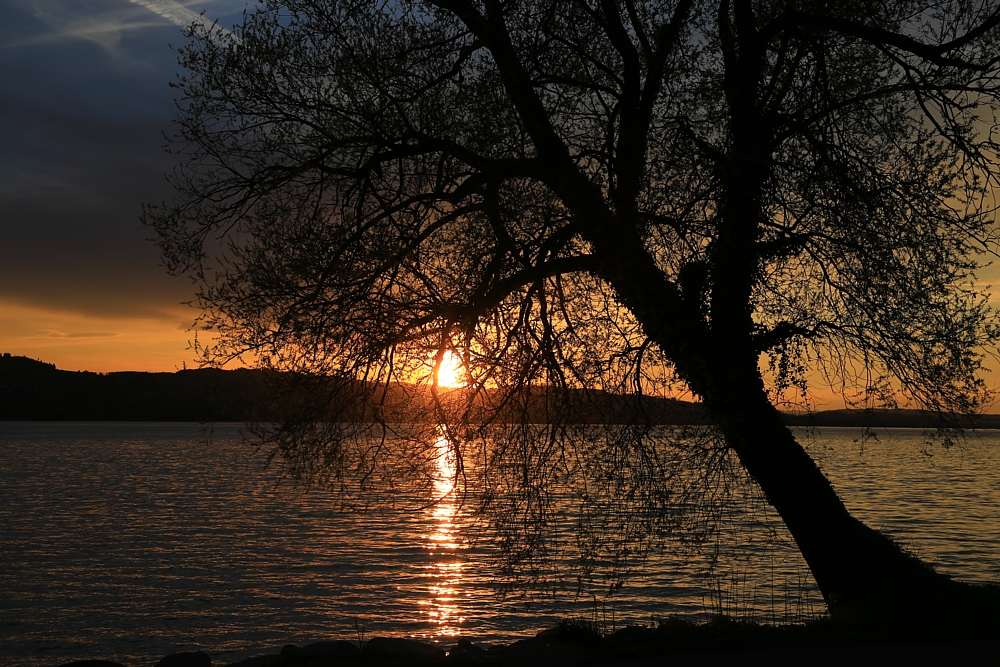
xmin=148 ymin=0 xmax=1000 ymax=621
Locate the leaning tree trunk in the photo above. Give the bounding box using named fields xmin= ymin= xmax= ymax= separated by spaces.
xmin=591 ymin=237 xmax=977 ymax=622
xmin=697 ymin=360 xmax=988 ymax=623
xmin=579 ymin=153 xmax=995 ymax=625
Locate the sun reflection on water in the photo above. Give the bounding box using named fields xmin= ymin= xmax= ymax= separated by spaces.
xmin=420 ymin=431 xmax=466 ymax=637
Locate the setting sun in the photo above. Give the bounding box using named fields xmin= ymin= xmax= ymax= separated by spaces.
xmin=434 ymin=350 xmax=466 ymax=388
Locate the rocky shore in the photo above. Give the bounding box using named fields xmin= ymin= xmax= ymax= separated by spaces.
xmin=56 ymin=618 xmax=1000 ymax=667
xmin=55 ymin=633 xmax=573 ymax=667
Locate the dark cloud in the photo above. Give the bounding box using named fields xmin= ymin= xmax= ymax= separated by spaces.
xmin=0 ymin=0 xmax=245 ymax=320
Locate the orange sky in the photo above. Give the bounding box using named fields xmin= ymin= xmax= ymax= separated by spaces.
xmin=0 ymin=298 xmax=200 ymax=373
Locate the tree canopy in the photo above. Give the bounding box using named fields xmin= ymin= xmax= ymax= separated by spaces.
xmin=149 ymin=0 xmax=1000 ymax=622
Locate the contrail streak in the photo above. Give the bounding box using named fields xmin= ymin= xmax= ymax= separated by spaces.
xmin=127 ymin=0 xmax=229 ymax=33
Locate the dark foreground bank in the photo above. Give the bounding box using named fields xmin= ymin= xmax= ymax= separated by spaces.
xmin=56 ymin=618 xmax=1000 ymax=667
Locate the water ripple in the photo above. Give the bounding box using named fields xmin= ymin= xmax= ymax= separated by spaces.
xmin=1 ymin=423 xmax=998 ymax=666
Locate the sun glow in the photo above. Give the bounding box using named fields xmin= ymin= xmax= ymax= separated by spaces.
xmin=434 ymin=350 xmax=466 ymax=388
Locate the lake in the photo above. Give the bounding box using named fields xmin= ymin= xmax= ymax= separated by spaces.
xmin=1 ymin=422 xmax=998 ymax=666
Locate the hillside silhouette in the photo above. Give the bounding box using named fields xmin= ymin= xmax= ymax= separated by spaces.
xmin=0 ymin=353 xmax=272 ymax=421
xmin=3 ymin=353 xmax=999 ymax=427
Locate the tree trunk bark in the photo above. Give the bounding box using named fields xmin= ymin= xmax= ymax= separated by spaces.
xmin=696 ymin=360 xmax=978 ymax=622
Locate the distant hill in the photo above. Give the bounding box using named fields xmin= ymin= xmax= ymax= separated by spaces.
xmin=0 ymin=353 xmax=274 ymax=421
xmin=3 ymin=353 xmax=998 ymax=427
xmin=0 ymin=353 xmax=708 ymax=424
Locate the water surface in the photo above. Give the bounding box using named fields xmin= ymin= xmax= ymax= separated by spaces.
xmin=1 ymin=422 xmax=997 ymax=666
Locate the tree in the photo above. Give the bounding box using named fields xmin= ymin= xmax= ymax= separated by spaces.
xmin=149 ymin=0 xmax=1000 ymax=622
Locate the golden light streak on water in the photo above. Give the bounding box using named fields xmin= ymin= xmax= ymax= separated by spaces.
xmin=420 ymin=431 xmax=466 ymax=636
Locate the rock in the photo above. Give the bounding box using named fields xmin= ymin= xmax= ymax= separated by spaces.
xmin=446 ymin=639 xmax=500 ymax=665
xmin=362 ymin=637 xmax=446 ymax=662
xmin=58 ymin=662 xmax=128 ymax=667
xmin=280 ymin=641 xmax=360 ymax=659
xmin=156 ymin=652 xmax=211 ymax=667
xmin=488 ymin=636 xmax=589 ymax=667
xmin=225 ymin=654 xmax=282 ymax=667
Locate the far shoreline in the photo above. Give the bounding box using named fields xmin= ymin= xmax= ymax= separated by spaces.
xmin=6 ymin=353 xmax=1000 ymax=427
